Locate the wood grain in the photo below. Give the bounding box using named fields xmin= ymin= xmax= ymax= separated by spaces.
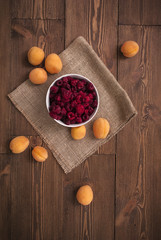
xmin=10 ymin=141 xmax=33 ymax=240
xmin=10 ymin=19 xmax=64 ymax=136
xmin=0 ymin=155 xmax=11 ymax=240
xmin=42 ymin=149 xmax=64 ymax=240
xmin=119 ymin=0 xmax=161 ymax=25
xmin=0 ymin=0 xmax=11 ymax=153
xmin=66 ymin=0 xmax=118 ymax=154
xmin=90 ymin=155 xmax=115 ymax=240
xmin=12 ymin=0 xmax=64 ymax=19
xmin=116 ymin=25 xmax=161 ymax=240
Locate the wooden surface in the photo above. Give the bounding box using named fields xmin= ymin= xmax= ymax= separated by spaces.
xmin=0 ymin=0 xmax=161 ymax=239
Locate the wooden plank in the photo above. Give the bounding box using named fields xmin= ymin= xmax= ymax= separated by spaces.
xmin=10 ymin=19 xmax=64 ymax=136
xmin=66 ymin=0 xmax=118 ymax=154
xmin=119 ymin=0 xmax=161 ymax=25
xmin=62 ymin=155 xmax=115 ymax=240
xmin=10 ymin=140 xmax=33 ymax=240
xmin=0 ymin=155 xmax=11 ymax=240
xmin=90 ymin=155 xmax=115 ymax=240
xmin=116 ymin=25 xmax=144 ymax=240
xmin=12 ymin=0 xmax=64 ymax=19
xmin=116 ymin=25 xmax=161 ymax=239
xmin=41 ymin=149 xmax=64 ymax=240
xmin=0 ymin=0 xmax=11 ymax=153
xmin=10 ymin=18 xmax=65 ymax=239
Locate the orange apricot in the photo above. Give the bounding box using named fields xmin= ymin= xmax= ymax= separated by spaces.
xmin=29 ymin=68 xmax=48 ymax=84
xmin=76 ymin=185 xmax=93 ymax=206
xmin=10 ymin=136 xmax=29 ymax=154
xmin=71 ymin=126 xmax=86 ymax=140
xmin=28 ymin=46 xmax=45 ymax=65
xmin=32 ymin=146 xmax=48 ymax=162
xmin=121 ymin=41 xmax=139 ymax=58
xmin=45 ymin=53 xmax=62 ymax=74
xmin=93 ymin=118 xmax=110 ymax=139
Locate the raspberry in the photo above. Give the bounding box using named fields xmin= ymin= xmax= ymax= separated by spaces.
xmin=62 ymin=77 xmax=69 ymax=83
xmin=71 ymin=79 xmax=78 ymax=86
xmin=76 ymin=117 xmax=82 ymax=123
xmin=55 ymin=94 xmax=61 ymax=102
xmin=71 ymin=100 xmax=77 ymax=108
xmin=50 ymin=85 xmax=59 ymax=94
xmin=67 ymin=112 xmax=75 ymax=120
xmin=87 ymin=83 xmax=94 ymax=91
xmin=56 ymin=79 xmax=63 ymax=86
xmin=60 ymin=102 xmax=65 ymax=107
xmin=49 ymin=92 xmax=55 ymax=99
xmin=49 ymin=112 xmax=62 ymax=120
xmin=92 ymin=100 xmax=97 ymax=108
xmin=52 ymin=105 xmax=61 ymax=114
xmin=76 ymin=104 xmax=85 ymax=115
xmin=81 ymin=79 xmax=87 ymax=85
xmin=63 ymin=82 xmax=71 ymax=90
xmin=82 ymin=114 xmax=89 ymax=122
xmin=67 ymin=76 xmax=74 ymax=81
xmin=61 ymin=107 xmax=67 ymax=116
xmin=81 ymin=86 xmax=86 ymax=92
xmin=83 ymin=96 xmax=90 ymax=103
xmin=73 ymin=91 xmax=78 ymax=97
xmin=56 ymin=114 xmax=62 ymax=120
xmin=64 ymin=119 xmax=71 ymax=125
xmin=76 ymin=94 xmax=82 ymax=103
xmin=65 ymin=103 xmax=72 ymax=112
xmin=77 ymin=81 xmax=84 ymax=90
xmin=88 ymin=93 xmax=94 ymax=99
xmin=87 ymin=106 xmax=94 ymax=115
xmin=83 ymin=103 xmax=89 ymax=108
xmin=61 ymin=88 xmax=72 ymax=100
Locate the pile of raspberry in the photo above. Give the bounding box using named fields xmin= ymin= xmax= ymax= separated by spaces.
xmin=49 ymin=76 xmax=98 ymax=125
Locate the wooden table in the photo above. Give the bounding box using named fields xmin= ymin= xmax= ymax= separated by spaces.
xmin=0 ymin=0 xmax=161 ymax=239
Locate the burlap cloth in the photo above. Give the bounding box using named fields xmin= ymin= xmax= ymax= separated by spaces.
xmin=8 ymin=36 xmax=137 ymax=174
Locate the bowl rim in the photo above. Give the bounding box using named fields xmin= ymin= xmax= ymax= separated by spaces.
xmin=46 ymin=73 xmax=99 ymax=127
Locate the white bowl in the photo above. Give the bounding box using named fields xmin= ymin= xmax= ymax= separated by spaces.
xmin=46 ymin=74 xmax=99 ymax=127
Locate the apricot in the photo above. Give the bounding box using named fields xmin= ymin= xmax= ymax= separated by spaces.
xmin=121 ymin=41 xmax=139 ymax=58
xmin=45 ymin=53 xmax=62 ymax=74
xmin=93 ymin=118 xmax=110 ymax=139
xmin=32 ymin=146 xmax=48 ymax=162
xmin=71 ymin=126 xmax=86 ymax=140
xmin=29 ymin=68 xmax=48 ymax=84
xmin=28 ymin=46 xmax=45 ymax=65
xmin=10 ymin=136 xmax=29 ymax=154
xmin=76 ymin=185 xmax=93 ymax=206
